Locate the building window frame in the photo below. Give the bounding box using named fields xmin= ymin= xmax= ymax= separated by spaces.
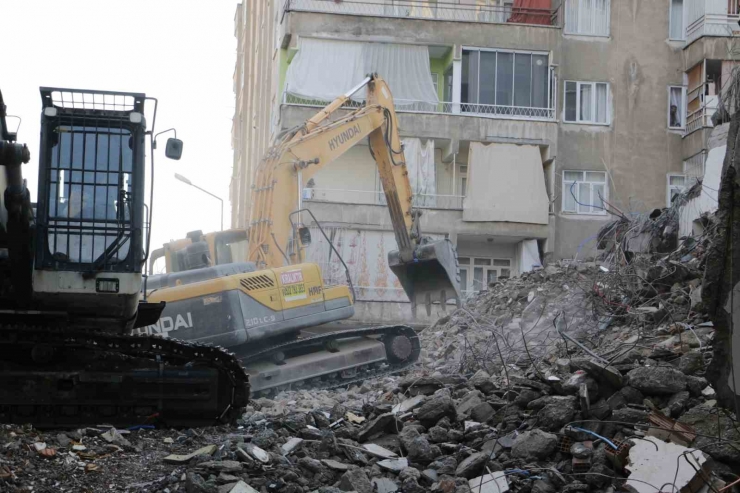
xmin=563 ymin=80 xmax=610 ymax=125
xmin=458 ymin=256 xmax=512 ymax=294
xmin=668 ymin=85 xmax=687 ymax=129
xmin=667 ymin=173 xmax=687 ymax=207
xmin=562 ymin=170 xmax=608 ymax=215
xmin=669 ymin=0 xmax=685 ymax=41
xmin=460 ymin=47 xmax=554 ymax=118
xmin=564 ymin=0 xmax=611 ymax=37
xmin=431 ymin=71 xmax=440 ymax=97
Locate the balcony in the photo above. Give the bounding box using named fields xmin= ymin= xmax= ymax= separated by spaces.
xmin=283 ymin=93 xmax=557 ymax=122
xmin=685 ymin=0 xmax=740 ymax=45
xmin=283 ymin=0 xmax=562 ymax=27
xmin=304 ymin=187 xmax=465 ymax=209
xmin=686 ymin=97 xmax=719 ymax=134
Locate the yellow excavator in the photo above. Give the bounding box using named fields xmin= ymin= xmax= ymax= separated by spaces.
xmin=141 ymin=75 xmax=461 ymax=396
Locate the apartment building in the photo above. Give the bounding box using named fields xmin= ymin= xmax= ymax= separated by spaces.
xmin=232 ymin=0 xmax=731 ymax=323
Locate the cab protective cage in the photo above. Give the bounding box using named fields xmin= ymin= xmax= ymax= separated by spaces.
xmin=35 ymin=87 xmax=147 ymax=274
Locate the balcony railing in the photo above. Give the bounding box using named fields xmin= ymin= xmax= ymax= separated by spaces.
xmin=283 ymin=0 xmax=561 ymax=27
xmin=304 ymin=187 xmax=465 ymax=210
xmin=686 ymin=96 xmax=719 ymax=134
xmin=685 ymin=0 xmax=740 ymax=44
xmin=284 ymin=93 xmax=557 ymax=121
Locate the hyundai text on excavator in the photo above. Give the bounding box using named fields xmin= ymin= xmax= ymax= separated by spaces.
xmin=0 ymin=88 xmax=249 ymax=427
xmin=141 ymin=75 xmax=461 ymax=396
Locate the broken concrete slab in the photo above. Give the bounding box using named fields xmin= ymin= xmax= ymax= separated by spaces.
xmin=511 ymin=430 xmax=558 ymax=460
xmin=321 ymin=459 xmax=350 ymax=472
xmin=468 ymin=471 xmax=509 ymax=493
xmin=339 ymin=468 xmax=373 ymax=493
xmin=372 ymin=477 xmax=399 ymax=493
xmin=227 ymin=481 xmax=259 ymax=493
xmin=163 ymin=444 xmax=217 ymax=464
xmin=357 ymin=413 xmax=403 ymax=442
xmin=243 ymin=443 xmax=270 ymax=463
xmin=571 ymin=358 xmax=624 ymax=389
xmin=417 ymin=392 xmax=457 ymax=427
xmin=377 ymin=457 xmax=408 ymax=473
xmin=455 ymin=452 xmax=487 ymax=478
xmin=362 ymin=443 xmax=397 ymax=459
xmin=625 ymin=436 xmax=709 ymax=493
xmin=392 ymin=395 xmax=425 ymax=415
xmin=281 ymin=437 xmax=303 ymax=455
xmin=626 ymin=366 xmax=687 ymax=395
xmin=195 ymin=461 xmax=243 ymax=474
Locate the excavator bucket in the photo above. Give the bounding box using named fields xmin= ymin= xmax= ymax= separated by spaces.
xmin=388 ymin=238 xmax=461 ymax=317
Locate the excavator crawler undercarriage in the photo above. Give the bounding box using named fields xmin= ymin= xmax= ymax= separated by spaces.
xmin=0 ymin=324 xmax=249 ymax=428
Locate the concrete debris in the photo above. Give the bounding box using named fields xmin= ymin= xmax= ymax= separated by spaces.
xmin=625 ymin=437 xmax=710 ymax=493
xmin=377 ymin=457 xmax=408 ymax=472
xmin=164 ymin=444 xmax=218 ymax=464
xmin=372 ymin=477 xmax=399 ymax=493
xmin=226 ymin=481 xmax=259 ymax=493
xmin=1 ymin=227 xmax=735 ymax=493
xmin=511 ymin=430 xmax=558 ymax=460
xmin=626 ymin=366 xmax=687 ymax=395
xmin=361 ymin=443 xmax=397 ymax=459
xmin=469 ymin=471 xmax=509 ymax=493
xmin=280 ymin=437 xmax=303 ymax=455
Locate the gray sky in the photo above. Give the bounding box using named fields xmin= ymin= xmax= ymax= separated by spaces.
xmin=1 ymin=0 xmax=236 ymax=272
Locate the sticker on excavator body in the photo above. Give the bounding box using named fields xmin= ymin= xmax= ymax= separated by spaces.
xmin=282 ymin=283 xmax=307 ymax=301
xmin=280 ymin=270 xmax=304 ymax=285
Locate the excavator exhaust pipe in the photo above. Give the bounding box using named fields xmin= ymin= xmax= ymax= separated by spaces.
xmin=388 ymin=238 xmax=461 ymax=317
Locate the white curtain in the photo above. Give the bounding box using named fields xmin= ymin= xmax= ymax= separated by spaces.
xmin=595 ymin=83 xmax=608 ymax=123
xmin=403 ymin=138 xmax=437 ymax=207
xmin=565 ymin=0 xmax=579 ymax=32
xmin=566 ymin=0 xmax=609 ymax=35
xmin=593 ymin=0 xmax=609 ymax=35
xmin=580 ymin=83 xmax=592 ymax=121
xmin=669 ymin=87 xmax=682 ymax=127
xmin=285 ymin=37 xmax=439 ymax=109
xmin=670 ymin=0 xmax=684 ymax=39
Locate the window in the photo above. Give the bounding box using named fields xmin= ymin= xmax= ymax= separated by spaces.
xmin=564 ymin=81 xmax=609 ymax=124
xmin=667 ymin=174 xmax=686 ymax=206
xmin=562 ymin=170 xmax=607 ymax=215
xmin=669 ymin=0 xmax=684 ymax=40
xmin=565 ymin=0 xmax=610 ymax=36
xmin=458 ymin=257 xmax=512 ymax=294
xmin=431 ymin=72 xmax=439 ymax=96
xmin=47 ymin=125 xmax=134 ymax=264
xmin=443 ymin=66 xmax=453 ymax=103
xmin=459 ymin=164 xmax=468 ymax=197
xmin=462 ymin=49 xmax=550 ymax=111
xmin=668 ymin=86 xmax=687 ymax=129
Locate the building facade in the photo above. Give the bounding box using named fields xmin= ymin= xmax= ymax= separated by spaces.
xmin=232 ymin=0 xmax=732 ymax=323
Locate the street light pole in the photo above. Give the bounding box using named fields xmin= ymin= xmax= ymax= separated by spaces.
xmin=174 ymin=173 xmax=224 ymax=231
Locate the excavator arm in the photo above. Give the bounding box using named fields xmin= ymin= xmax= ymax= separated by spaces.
xmin=249 ymin=75 xmax=460 ymax=315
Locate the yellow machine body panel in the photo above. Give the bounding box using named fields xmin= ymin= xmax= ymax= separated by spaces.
xmin=141 ymin=262 xmax=354 ymax=346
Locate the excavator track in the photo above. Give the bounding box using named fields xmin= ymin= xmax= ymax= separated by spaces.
xmin=0 ymin=324 xmax=249 ymax=429
xmin=240 ymin=324 xmax=420 ymax=397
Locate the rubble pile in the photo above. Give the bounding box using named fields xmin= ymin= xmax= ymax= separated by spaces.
xmin=1 ymin=203 xmax=738 ymax=492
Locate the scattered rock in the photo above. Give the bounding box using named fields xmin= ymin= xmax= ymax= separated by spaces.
xmin=339 ymin=468 xmax=373 ymax=493
xmin=511 ymin=430 xmax=557 ymax=460
xmin=417 ymin=392 xmax=457 ymax=428
xmin=626 ymin=366 xmax=687 ymax=395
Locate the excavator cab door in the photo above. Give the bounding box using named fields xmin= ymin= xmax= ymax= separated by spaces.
xmin=388 ymin=238 xmax=461 ymax=317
